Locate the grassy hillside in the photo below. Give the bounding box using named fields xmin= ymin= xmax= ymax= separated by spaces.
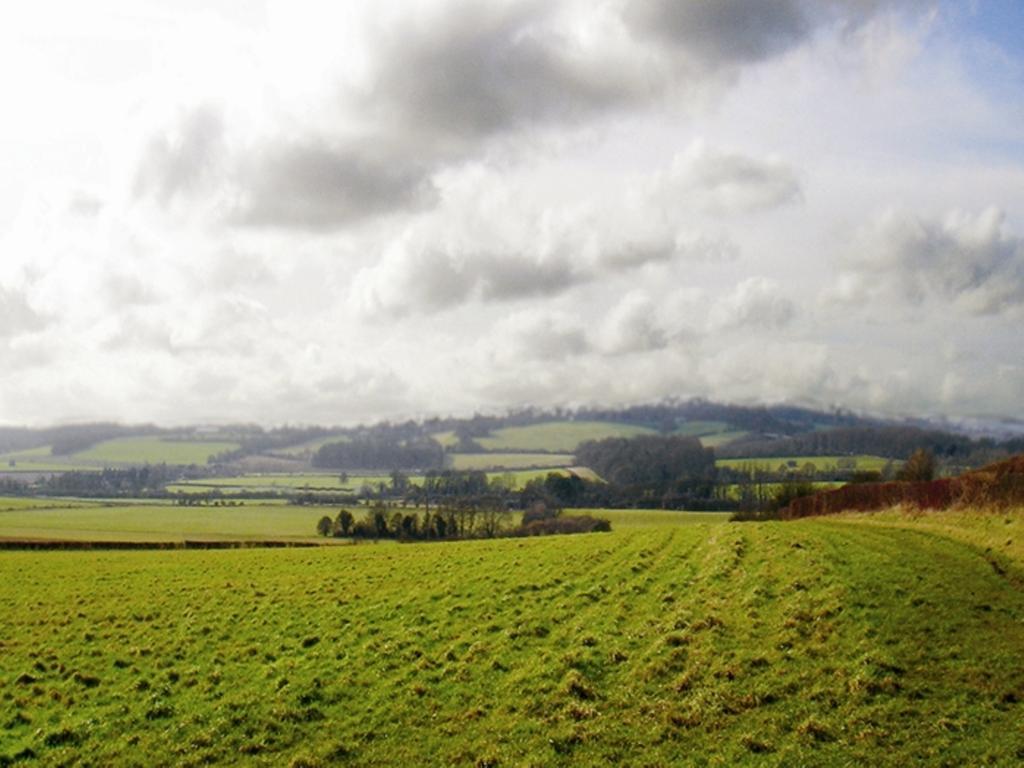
xmin=2 ymin=510 xmax=1023 ymax=765
xmin=476 ymin=421 xmax=657 ymax=452
xmin=70 ymin=437 xmax=240 ymax=466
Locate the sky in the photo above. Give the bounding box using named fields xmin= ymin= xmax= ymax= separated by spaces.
xmin=0 ymin=0 xmax=1022 ymax=427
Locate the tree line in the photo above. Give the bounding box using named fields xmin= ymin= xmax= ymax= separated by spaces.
xmin=316 ymin=500 xmax=610 ymax=542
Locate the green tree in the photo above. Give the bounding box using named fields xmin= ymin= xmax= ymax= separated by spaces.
xmin=336 ymin=509 xmax=354 ymax=536
xmin=316 ymin=516 xmax=333 ymax=537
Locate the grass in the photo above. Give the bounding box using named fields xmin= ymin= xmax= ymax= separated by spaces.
xmin=2 ymin=508 xmax=1023 ymax=765
xmin=475 ymin=421 xmax=656 ymax=452
xmin=165 ymin=467 xmax=586 ymax=495
xmin=0 ymin=447 xmax=98 ymax=473
xmin=0 ymin=502 xmax=333 ymax=542
xmin=698 ymin=430 xmax=749 ymax=448
xmin=0 ymin=497 xmax=100 ymax=512
xmin=673 ymin=420 xmax=730 ymax=437
xmin=717 ymin=455 xmax=895 ymax=473
xmin=271 ymin=435 xmax=350 ymax=458
xmin=70 ymin=437 xmax=240 ymax=466
xmin=448 ymin=452 xmax=575 ymax=470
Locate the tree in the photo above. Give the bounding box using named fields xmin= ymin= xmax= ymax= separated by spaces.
xmin=316 ymin=516 xmax=333 ymax=537
xmin=336 ymin=509 xmax=354 ymax=536
xmin=897 ymin=449 xmax=936 ymax=482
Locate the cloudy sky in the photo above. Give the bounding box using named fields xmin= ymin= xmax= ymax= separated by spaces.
xmin=1 ymin=0 xmax=1023 ymax=426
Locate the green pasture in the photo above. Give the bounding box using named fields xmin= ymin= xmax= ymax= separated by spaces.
xmin=431 ymin=431 xmax=459 ymax=448
xmin=271 ymin=435 xmax=350 ymax=458
xmin=673 ymin=420 xmax=729 ymax=437
xmin=448 ymin=452 xmax=575 ymax=470
xmin=0 ymin=446 xmax=97 ymax=473
xmin=0 ymin=502 xmax=331 ymax=542
xmin=475 ymin=420 xmax=656 ymax=452
xmin=0 ymin=502 xmax=718 ymax=542
xmin=69 ymin=437 xmax=240 ymax=466
xmin=698 ymin=430 xmax=749 ymax=448
xmin=165 ymin=467 xmax=585 ymax=496
xmin=717 ymin=454 xmax=894 ymax=473
xmin=0 ymin=496 xmax=100 ymax=512
xmin=2 ymin=508 xmax=1023 ymax=765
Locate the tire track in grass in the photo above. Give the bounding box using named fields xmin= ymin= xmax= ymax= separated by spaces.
xmin=804 ymin=519 xmax=1024 ymax=765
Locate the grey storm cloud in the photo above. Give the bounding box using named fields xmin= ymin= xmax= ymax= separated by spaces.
xmin=360 ymin=1 xmax=648 ymax=144
xmin=624 ymin=0 xmax=809 ymax=67
xmin=231 ymin=140 xmax=437 ymax=230
xmin=624 ymin=0 xmax=928 ymax=68
xmin=847 ymin=208 xmax=1024 ymax=316
xmin=127 ymin=0 xmax=905 ymax=232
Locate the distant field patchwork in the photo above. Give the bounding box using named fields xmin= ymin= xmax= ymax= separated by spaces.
xmin=717 ymin=455 xmax=894 ymax=473
xmin=448 ymin=452 xmax=576 ymax=470
xmin=71 ymin=437 xmax=241 ymax=466
xmin=475 ymin=421 xmax=656 ymax=452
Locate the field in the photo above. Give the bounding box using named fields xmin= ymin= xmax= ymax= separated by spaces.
xmin=475 ymin=421 xmax=656 ymax=452
xmin=717 ymin=455 xmax=894 ymax=473
xmin=698 ymin=430 xmax=749 ymax=448
xmin=165 ymin=467 xmax=586 ymax=495
xmin=70 ymin=438 xmax=241 ymax=466
xmin=447 ymin=452 xmax=575 ymax=471
xmin=2 ymin=507 xmax=1023 ymax=765
xmin=0 ymin=502 xmax=329 ymax=542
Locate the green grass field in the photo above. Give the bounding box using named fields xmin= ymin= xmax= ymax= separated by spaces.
xmin=717 ymin=455 xmax=894 ymax=473
xmin=447 ymin=452 xmax=575 ymax=470
xmin=0 ymin=497 xmax=100 ymax=512
xmin=165 ymin=467 xmax=587 ymax=495
xmin=2 ymin=508 xmax=1023 ymax=765
xmin=0 ymin=502 xmax=333 ymax=542
xmin=698 ymin=430 xmax=750 ymax=448
xmin=69 ymin=437 xmax=241 ymax=466
xmin=271 ymin=435 xmax=350 ymax=458
xmin=475 ymin=421 xmax=656 ymax=452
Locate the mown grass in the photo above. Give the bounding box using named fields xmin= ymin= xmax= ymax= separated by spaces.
xmin=475 ymin=421 xmax=656 ymax=452
xmin=2 ymin=510 xmax=1023 ymax=765
xmin=717 ymin=455 xmax=894 ymax=473
xmin=71 ymin=438 xmax=240 ymax=466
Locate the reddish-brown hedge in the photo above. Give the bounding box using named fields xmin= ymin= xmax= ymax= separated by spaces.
xmin=780 ymin=454 xmax=1024 ymax=519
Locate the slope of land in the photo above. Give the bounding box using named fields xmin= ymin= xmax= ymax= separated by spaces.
xmin=2 ymin=511 xmax=1022 ymax=766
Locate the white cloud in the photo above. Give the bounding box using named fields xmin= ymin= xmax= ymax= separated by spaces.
xmin=0 ymin=0 xmax=1022 ymax=425
xmin=839 ymin=207 xmax=1024 ymax=315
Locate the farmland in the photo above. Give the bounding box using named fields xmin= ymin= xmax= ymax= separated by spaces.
xmin=447 ymin=452 xmax=575 ymax=471
xmin=2 ymin=507 xmax=1023 ymax=765
xmin=717 ymin=455 xmax=894 ymax=473
xmin=70 ymin=437 xmax=240 ymax=466
xmin=0 ymin=501 xmax=326 ymax=542
xmin=475 ymin=420 xmax=657 ymax=452
xmin=163 ymin=467 xmax=587 ymax=496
